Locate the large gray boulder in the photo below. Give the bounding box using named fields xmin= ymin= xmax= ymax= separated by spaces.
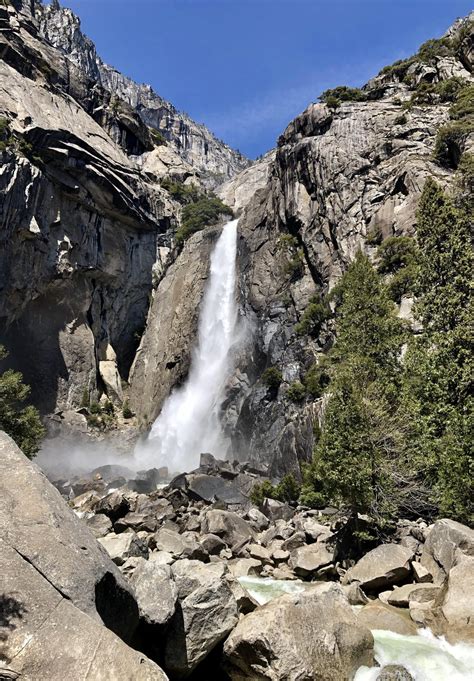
xmin=289 ymin=542 xmax=334 ymax=577
xmin=223 ymin=584 xmax=374 ymax=680
xmin=130 ymin=562 xmax=178 ymax=626
xmin=435 ymin=553 xmax=474 ymax=643
xmin=343 ymin=544 xmax=414 ymax=592
xmin=421 ymin=519 xmax=474 ymax=584
xmin=0 ymin=432 xmax=139 ymax=642
xmin=357 ymin=601 xmax=418 ymax=636
xmin=0 ymin=537 xmax=168 ymax=680
xmin=201 ymin=509 xmax=256 ymax=547
xmin=98 ymin=531 xmax=149 ymax=566
xmin=164 ymin=560 xmax=239 ymax=677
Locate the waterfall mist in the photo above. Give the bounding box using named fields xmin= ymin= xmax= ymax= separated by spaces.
xmin=135 ymin=219 xmax=243 ymax=473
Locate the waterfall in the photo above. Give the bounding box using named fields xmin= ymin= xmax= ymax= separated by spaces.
xmin=136 ymin=219 xmax=240 ymax=473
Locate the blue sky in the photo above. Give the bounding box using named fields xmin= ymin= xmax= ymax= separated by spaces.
xmin=49 ymin=0 xmax=473 ymax=158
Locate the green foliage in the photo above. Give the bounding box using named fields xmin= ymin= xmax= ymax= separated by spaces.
xmin=301 ymin=253 xmax=410 ymax=521
xmin=250 ymin=473 xmax=301 ymax=506
xmin=365 ymin=226 xmax=383 ymax=245
xmin=287 ymin=381 xmax=306 ymax=402
xmin=122 ymin=400 xmax=133 ymax=419
xmin=394 ymin=114 xmax=407 ymax=126
xmin=295 ymin=294 xmax=331 ymax=337
xmin=456 ymin=152 xmax=474 ymax=198
xmin=379 ymin=57 xmax=416 ymax=82
xmin=80 ymin=388 xmax=90 ymax=409
xmin=417 ymin=37 xmax=454 ymax=63
xmin=261 ymin=367 xmax=283 ymax=391
xmin=0 ymin=346 xmax=45 ymax=459
xmin=304 ymin=359 xmax=331 ymax=399
xmin=377 ymin=236 xmax=417 ymax=302
xmin=284 ymin=249 xmax=305 ymax=280
xmin=434 ymin=83 xmax=474 ymax=168
xmin=402 ymin=179 xmax=473 ymax=523
xmin=176 ymin=196 xmax=233 ymax=244
xmin=160 ymin=178 xmax=201 ymax=204
xmin=150 ymin=128 xmax=167 ymax=145
xmin=89 ymin=401 xmax=101 ymax=415
xmin=319 ymin=86 xmax=367 ymax=108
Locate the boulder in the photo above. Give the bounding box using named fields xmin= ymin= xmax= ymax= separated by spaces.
xmin=412 ymin=561 xmax=432 ymax=583
xmin=246 ymin=507 xmax=270 ymax=531
xmin=86 ymin=513 xmax=113 ymax=538
xmin=0 ymin=432 xmax=139 ymax=643
xmin=289 ymin=543 xmax=334 ymax=577
xmin=223 ymin=584 xmax=374 ymax=681
xmin=201 ymin=510 xmax=255 ymax=547
xmin=153 ymin=528 xmax=207 ymax=560
xmin=387 ymin=583 xmax=440 ymax=608
xmin=98 ymin=531 xmax=149 ymax=566
xmin=377 ymin=666 xmax=414 ymax=681
xmin=281 ymin=531 xmax=306 ymax=552
xmin=1 ymin=539 xmax=167 ymax=680
xmin=130 ymin=562 xmax=178 ymax=626
xmin=343 ymin=544 xmax=414 ymax=591
xmin=200 ymin=533 xmax=227 ymax=555
xmin=227 ymin=557 xmax=262 ymax=578
xmin=186 ymin=473 xmax=246 ymax=505
xmin=165 ymin=560 xmax=239 ymax=677
xmin=248 ymin=543 xmax=273 ymax=564
xmin=298 ymin=517 xmax=333 ymax=542
xmin=438 ymin=553 xmax=474 ymax=640
xmin=149 ymin=551 xmax=174 ymax=566
xmin=261 ymin=497 xmax=294 ymax=521
xmin=421 ymin=519 xmax=474 ymax=584
xmin=95 ymin=489 xmax=131 ymax=521
xmin=114 ymin=511 xmax=158 ymax=533
xmin=357 ymin=601 xmax=418 ymax=636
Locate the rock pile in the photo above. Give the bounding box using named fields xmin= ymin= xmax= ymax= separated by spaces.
xmin=2 ymin=435 xmax=473 ymax=680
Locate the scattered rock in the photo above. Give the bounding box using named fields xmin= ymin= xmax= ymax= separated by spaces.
xmin=377 ymin=665 xmax=414 ymax=681
xmin=130 ymin=562 xmax=178 ymax=626
xmin=387 ymin=583 xmax=440 ymax=608
xmin=98 ymin=531 xmax=149 ymax=566
xmin=421 ymin=519 xmax=474 ymax=585
xmin=86 ymin=513 xmax=113 ymax=538
xmin=412 ymin=561 xmax=432 ymax=583
xmin=357 ymin=601 xmax=418 ymax=636
xmin=201 ymin=509 xmax=255 ymax=547
xmin=343 ymin=544 xmax=414 ymax=592
xmin=289 ymin=542 xmax=334 ymax=577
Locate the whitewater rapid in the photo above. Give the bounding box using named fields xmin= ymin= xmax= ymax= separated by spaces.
xmin=135 ymin=219 xmax=241 ymax=473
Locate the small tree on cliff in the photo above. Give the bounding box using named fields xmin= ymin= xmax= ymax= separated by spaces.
xmin=402 ymin=179 xmax=473 ymax=522
xmin=0 ymin=346 xmax=45 ymax=458
xmin=301 ymin=252 xmax=412 ymax=522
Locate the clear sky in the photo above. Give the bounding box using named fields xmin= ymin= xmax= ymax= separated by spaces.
xmin=47 ymin=0 xmax=473 ymax=159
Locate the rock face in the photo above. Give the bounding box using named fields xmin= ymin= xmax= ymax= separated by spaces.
xmin=223 ymin=584 xmax=374 ymax=680
xmin=0 ymin=539 xmax=168 ymax=681
xmin=0 ymin=432 xmax=139 ymax=643
xmin=35 ymin=1 xmax=249 ymax=186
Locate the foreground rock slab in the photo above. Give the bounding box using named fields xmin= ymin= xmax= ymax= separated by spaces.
xmin=1 ymin=527 xmax=167 ymax=680
xmin=223 ymin=584 xmax=374 ymax=680
xmin=0 ymin=432 xmax=139 ymax=642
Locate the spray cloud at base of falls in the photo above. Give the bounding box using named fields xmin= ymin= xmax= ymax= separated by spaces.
xmin=134 ymin=219 xmax=245 ymax=473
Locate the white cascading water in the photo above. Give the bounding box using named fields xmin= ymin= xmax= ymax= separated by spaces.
xmin=135 ymin=219 xmax=240 ymax=473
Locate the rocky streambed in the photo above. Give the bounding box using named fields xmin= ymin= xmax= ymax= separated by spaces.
xmin=1 ymin=432 xmax=473 ymax=680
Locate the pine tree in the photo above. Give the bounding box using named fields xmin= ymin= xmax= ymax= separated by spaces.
xmin=0 ymin=346 xmax=45 ymax=459
xmin=403 ymin=179 xmax=473 ymax=522
xmin=301 ymin=252 xmax=410 ymax=522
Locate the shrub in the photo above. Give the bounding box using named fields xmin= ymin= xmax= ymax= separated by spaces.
xmin=261 ymin=367 xmax=283 ymax=391
xmin=122 ymin=400 xmax=133 ymax=419
xmin=304 ymin=360 xmax=330 ymax=398
xmin=161 ymin=178 xmax=201 ymax=204
xmin=176 ymin=196 xmax=233 ymax=244
xmin=80 ymin=388 xmax=90 ymax=409
xmin=417 ymin=37 xmax=453 ymax=63
xmin=150 ymin=128 xmax=167 ymax=145
xmin=434 ymin=119 xmax=474 ymax=167
xmin=365 ymin=227 xmax=383 ymax=245
xmin=287 ymin=381 xmax=306 ymax=402
xmin=319 ymin=86 xmax=366 ymax=107
xmin=295 ymin=294 xmax=331 ymax=337
xmin=250 ymin=473 xmax=301 ymax=506
xmin=89 ymin=401 xmax=101 ymax=415
xmin=377 ymin=236 xmax=416 ymax=275
xmin=456 ymin=152 xmax=474 ymax=197
xmin=0 ymin=346 xmax=45 ymax=459
xmin=284 ymin=249 xmax=305 ymax=280
xmin=449 ymin=83 xmax=474 ymax=120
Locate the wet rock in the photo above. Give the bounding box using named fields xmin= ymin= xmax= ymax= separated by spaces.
xmin=343 ymin=544 xmax=414 ymax=592
xmin=377 ymin=665 xmax=414 ymax=681
xmin=224 ymin=584 xmax=374 ymax=681
xmin=98 ymin=531 xmax=149 ymax=566
xmin=130 ymin=562 xmax=178 ymax=626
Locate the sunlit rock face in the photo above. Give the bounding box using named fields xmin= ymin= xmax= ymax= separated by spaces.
xmin=34 ymin=0 xmax=250 ymax=187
